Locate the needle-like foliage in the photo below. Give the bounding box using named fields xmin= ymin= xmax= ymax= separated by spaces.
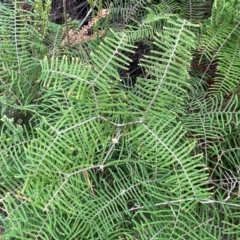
xmin=0 ymin=0 xmax=240 ymax=239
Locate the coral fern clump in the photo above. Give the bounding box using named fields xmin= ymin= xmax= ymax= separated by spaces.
xmin=1 ymin=0 xmax=240 ymax=239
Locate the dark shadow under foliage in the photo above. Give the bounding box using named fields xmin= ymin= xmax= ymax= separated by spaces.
xmin=50 ymin=0 xmax=90 ymax=24
xmin=119 ymin=41 xmax=151 ymax=87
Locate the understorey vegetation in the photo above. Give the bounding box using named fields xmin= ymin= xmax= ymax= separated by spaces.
xmin=0 ymin=0 xmax=240 ymax=239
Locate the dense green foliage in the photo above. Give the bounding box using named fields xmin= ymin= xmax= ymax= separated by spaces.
xmin=0 ymin=0 xmax=240 ymax=239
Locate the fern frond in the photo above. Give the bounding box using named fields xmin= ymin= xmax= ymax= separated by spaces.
xmin=0 ymin=2 xmax=44 ymax=112
xmin=209 ymin=32 xmax=240 ymax=95
xmin=183 ymin=94 xmax=240 ymax=139
xmin=179 ymin=0 xmax=213 ymax=22
xmin=192 ymin=0 xmax=240 ymax=95
xmin=132 ymin=17 xmax=197 ymax=120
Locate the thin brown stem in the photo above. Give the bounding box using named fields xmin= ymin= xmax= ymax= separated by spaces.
xmin=63 ymin=0 xmax=70 ymax=46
